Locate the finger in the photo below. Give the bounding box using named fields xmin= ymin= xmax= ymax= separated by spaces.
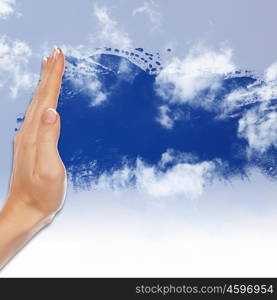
xmin=21 ymin=47 xmax=65 ymax=137
xmin=26 ymin=47 xmax=64 ymax=125
xmin=37 ymin=47 xmax=65 ymax=108
xmin=39 ymin=56 xmax=50 ymax=84
xmin=22 ymin=49 xmax=56 ymax=127
xmin=36 ymin=108 xmax=63 ymax=179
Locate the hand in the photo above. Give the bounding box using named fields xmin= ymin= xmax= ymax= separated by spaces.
xmin=0 ymin=47 xmax=67 ymax=269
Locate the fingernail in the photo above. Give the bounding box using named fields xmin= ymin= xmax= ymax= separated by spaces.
xmin=43 ymin=108 xmax=57 ymax=124
xmin=53 ymin=46 xmax=61 ymax=59
xmin=42 ymin=56 xmax=48 ymax=67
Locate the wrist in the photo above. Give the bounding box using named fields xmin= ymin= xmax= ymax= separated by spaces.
xmin=0 ymin=196 xmax=54 ymax=234
xmin=0 ymin=197 xmax=53 ymax=269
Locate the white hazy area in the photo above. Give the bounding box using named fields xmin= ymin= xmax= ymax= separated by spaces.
xmin=1 ymin=170 xmax=277 ymax=277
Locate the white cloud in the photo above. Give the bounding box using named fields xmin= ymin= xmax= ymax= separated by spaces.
xmin=155 ymin=47 xmax=235 ymax=108
xmin=64 ymin=55 xmax=108 ymax=106
xmin=238 ymin=106 xmax=277 ymax=153
xmin=136 ymin=159 xmax=215 ymax=199
xmin=222 ymin=62 xmax=277 ymax=115
xmin=0 ymin=0 xmax=17 ymax=19
xmin=265 ymin=61 xmax=277 ymax=82
xmin=156 ymin=105 xmax=173 ymax=129
xmin=154 ymin=51 xmax=276 ymax=153
xmin=156 ymin=105 xmax=184 ymax=129
xmin=133 ymin=1 xmax=162 ymax=31
xmin=0 ymin=36 xmax=37 ymax=98
xmin=87 ymin=80 xmax=107 ymax=106
xmin=223 ymin=82 xmax=277 ymax=116
xmin=92 ymin=150 xmax=216 ymax=200
xmin=92 ymin=5 xmax=132 ymax=49
xmin=222 ymin=62 xmax=277 ymax=153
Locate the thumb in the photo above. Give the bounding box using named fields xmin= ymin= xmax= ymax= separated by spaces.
xmin=36 ymin=108 xmax=62 ymax=175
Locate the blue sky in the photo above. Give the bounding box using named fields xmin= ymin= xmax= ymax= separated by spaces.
xmin=0 ymin=0 xmax=277 ymax=276
xmin=57 ymin=52 xmax=276 ymax=189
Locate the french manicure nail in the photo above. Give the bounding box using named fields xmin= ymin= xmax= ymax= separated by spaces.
xmin=43 ymin=56 xmax=48 ymax=66
xmin=43 ymin=108 xmax=57 ymax=124
xmin=42 ymin=56 xmax=47 ymax=68
xmin=53 ymin=46 xmax=60 ymax=59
